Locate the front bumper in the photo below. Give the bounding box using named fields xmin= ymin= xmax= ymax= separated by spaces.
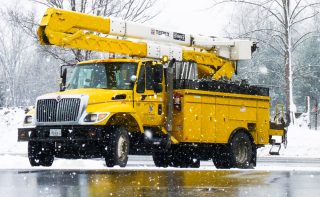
xmin=18 ymin=126 xmax=105 ymax=142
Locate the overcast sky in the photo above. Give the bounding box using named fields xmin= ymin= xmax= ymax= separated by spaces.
xmin=1 ymin=0 xmax=232 ymax=37
xmin=145 ymin=0 xmax=232 ymax=37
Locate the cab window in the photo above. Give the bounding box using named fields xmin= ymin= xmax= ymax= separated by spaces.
xmin=146 ymin=65 xmax=154 ymax=90
xmin=137 ymin=65 xmax=145 ymax=93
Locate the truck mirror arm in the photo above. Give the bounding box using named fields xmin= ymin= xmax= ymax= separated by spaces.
xmin=59 ymin=64 xmax=76 ymax=92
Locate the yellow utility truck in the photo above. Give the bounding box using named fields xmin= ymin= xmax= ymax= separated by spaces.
xmin=18 ymin=8 xmax=286 ymax=168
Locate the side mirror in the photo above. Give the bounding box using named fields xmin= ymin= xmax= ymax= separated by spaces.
xmin=59 ymin=68 xmax=67 ymax=91
xmin=154 ymin=64 xmax=163 ymax=83
xmin=59 ymin=64 xmax=76 ymax=92
xmin=62 ymin=68 xmax=67 ymax=85
xmin=130 ymin=75 xmax=138 ymax=83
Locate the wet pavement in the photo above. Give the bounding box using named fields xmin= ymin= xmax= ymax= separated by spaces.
xmin=1 ymin=156 xmax=320 ymax=196
xmin=1 ymin=169 xmax=320 ymax=196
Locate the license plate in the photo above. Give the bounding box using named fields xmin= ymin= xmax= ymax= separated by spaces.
xmin=50 ymin=129 xmax=62 ymax=136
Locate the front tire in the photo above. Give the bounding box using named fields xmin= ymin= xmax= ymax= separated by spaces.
xmin=105 ymin=126 xmax=130 ymax=167
xmin=28 ymin=141 xmax=54 ymax=167
xmin=28 ymin=141 xmax=41 ymax=166
xmin=40 ymin=142 xmax=54 ymax=166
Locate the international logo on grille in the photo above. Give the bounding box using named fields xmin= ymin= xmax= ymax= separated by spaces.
xmin=56 ymin=95 xmax=61 ymax=102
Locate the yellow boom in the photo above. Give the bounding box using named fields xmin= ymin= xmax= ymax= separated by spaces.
xmin=37 ymin=8 xmax=249 ymax=80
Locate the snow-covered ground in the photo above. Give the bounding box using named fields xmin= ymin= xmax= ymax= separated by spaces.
xmin=0 ymin=107 xmax=319 ymax=170
xmin=257 ymin=125 xmax=320 ymax=158
xmin=0 ymin=107 xmax=28 ymax=154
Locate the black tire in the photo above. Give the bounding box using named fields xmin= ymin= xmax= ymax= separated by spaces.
xmin=282 ymin=129 xmax=288 ymax=149
xmin=213 ymin=145 xmax=233 ymax=169
xmin=41 ymin=155 xmax=54 ymax=166
xmin=184 ymin=150 xmax=200 ymax=168
xmin=105 ymin=126 xmax=129 ymax=167
xmin=153 ymin=152 xmax=169 ymax=167
xmin=28 ymin=141 xmax=54 ymax=167
xmin=28 ymin=141 xmax=41 ymax=166
xmin=189 ymin=158 xmax=200 ymax=168
xmin=172 ymin=148 xmax=188 ymax=168
xmin=229 ymin=131 xmax=252 ymax=169
xmin=40 ymin=142 xmax=54 ymax=167
xmin=171 ymin=148 xmax=200 ymax=168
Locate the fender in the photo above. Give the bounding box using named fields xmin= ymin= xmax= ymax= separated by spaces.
xmin=27 ymin=109 xmax=35 ymax=115
xmin=228 ymin=127 xmax=255 ymax=145
xmin=86 ymin=103 xmax=144 ymax=133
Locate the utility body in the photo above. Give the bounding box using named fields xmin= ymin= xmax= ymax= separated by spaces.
xmin=18 ymin=8 xmax=286 ymax=168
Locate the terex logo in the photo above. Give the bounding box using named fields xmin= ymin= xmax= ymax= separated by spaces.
xmin=151 ymin=28 xmax=169 ymax=37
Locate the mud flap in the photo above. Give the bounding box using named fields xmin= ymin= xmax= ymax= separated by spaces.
xmin=251 ymin=146 xmax=257 ymax=167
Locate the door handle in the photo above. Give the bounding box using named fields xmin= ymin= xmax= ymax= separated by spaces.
xmin=141 ymin=95 xmax=154 ymax=100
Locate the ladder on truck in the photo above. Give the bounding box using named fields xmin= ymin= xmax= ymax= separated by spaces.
xmin=269 ymin=105 xmax=287 ymax=155
xmin=269 ymin=139 xmax=281 ymax=155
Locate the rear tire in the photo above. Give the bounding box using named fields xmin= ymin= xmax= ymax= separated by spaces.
xmin=153 ymin=152 xmax=169 ymax=167
xmin=172 ymin=148 xmax=188 ymax=168
xmin=189 ymin=158 xmax=200 ymax=168
xmin=105 ymin=126 xmax=129 ymax=167
xmin=230 ymin=131 xmax=252 ymax=169
xmin=283 ymin=129 xmax=288 ymax=148
xmin=184 ymin=150 xmax=200 ymax=168
xmin=213 ymin=145 xmax=233 ymax=169
xmin=213 ymin=131 xmax=253 ymax=169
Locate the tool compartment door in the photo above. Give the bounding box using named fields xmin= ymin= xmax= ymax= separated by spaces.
xmin=257 ymin=101 xmax=270 ymax=144
xmin=216 ymin=97 xmax=229 ymax=143
xmin=183 ymin=95 xmax=201 ymax=142
xmin=201 ymin=96 xmax=216 ymax=143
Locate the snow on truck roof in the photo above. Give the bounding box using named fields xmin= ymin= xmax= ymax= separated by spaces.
xmin=77 ymin=59 xmax=153 ymax=65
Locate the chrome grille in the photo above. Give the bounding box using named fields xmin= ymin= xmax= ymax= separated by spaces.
xmin=37 ymin=98 xmax=81 ymax=122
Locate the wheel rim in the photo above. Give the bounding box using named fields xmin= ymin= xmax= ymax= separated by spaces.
xmin=234 ymin=139 xmax=248 ymax=163
xmin=117 ymin=134 xmax=128 ymax=161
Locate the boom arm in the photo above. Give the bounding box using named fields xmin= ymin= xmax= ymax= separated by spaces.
xmin=38 ymin=8 xmax=254 ymax=80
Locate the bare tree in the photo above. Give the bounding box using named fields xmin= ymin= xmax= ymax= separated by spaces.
xmin=0 ymin=0 xmax=163 ymax=107
xmin=0 ymin=8 xmax=31 ymax=107
xmin=25 ymin=0 xmax=162 ymax=62
xmin=211 ymin=0 xmax=320 ymax=124
xmin=0 ymin=1 xmax=66 ymax=107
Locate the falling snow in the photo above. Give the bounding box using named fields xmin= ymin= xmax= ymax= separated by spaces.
xmin=1 ymin=108 xmax=320 ymax=170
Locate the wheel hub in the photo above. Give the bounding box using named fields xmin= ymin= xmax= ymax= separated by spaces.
xmin=117 ymin=135 xmax=127 ymax=161
xmin=234 ymin=139 xmax=248 ymax=163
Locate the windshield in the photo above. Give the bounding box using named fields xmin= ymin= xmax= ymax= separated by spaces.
xmin=66 ymin=62 xmax=138 ymax=90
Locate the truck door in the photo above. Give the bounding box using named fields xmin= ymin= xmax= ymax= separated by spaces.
xmin=134 ymin=62 xmax=165 ymax=126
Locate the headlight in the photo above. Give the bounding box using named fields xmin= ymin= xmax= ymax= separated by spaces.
xmin=84 ymin=114 xmax=97 ymax=122
xmin=24 ymin=115 xmax=33 ymax=124
xmin=83 ymin=112 xmax=110 ymax=123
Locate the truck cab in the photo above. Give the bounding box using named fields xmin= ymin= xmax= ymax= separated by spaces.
xmin=18 ymin=58 xmax=168 ymax=167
